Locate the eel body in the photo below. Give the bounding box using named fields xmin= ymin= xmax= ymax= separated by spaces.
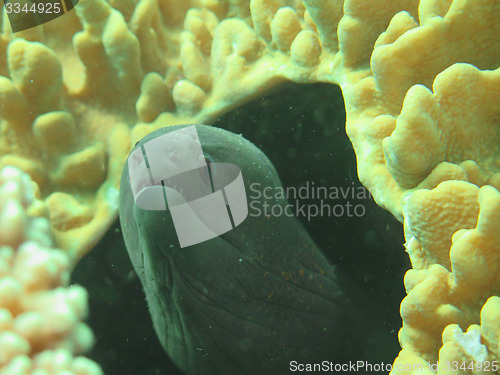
xmin=119 ymin=125 xmax=360 ymax=375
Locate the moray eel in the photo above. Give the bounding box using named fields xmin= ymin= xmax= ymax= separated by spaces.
xmin=119 ymin=125 xmax=363 ymax=375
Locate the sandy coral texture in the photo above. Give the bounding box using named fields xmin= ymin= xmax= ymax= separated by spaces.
xmin=0 ymin=0 xmax=499 ymax=373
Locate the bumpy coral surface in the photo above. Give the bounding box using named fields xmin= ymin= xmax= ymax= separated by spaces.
xmin=0 ymin=166 xmax=102 ymax=374
xmin=0 ymin=0 xmax=498 ymax=373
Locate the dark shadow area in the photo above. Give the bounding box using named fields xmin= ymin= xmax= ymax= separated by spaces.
xmin=72 ymin=82 xmax=409 ymax=375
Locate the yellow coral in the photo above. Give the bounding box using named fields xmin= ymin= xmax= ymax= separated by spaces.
xmin=395 ymin=185 xmax=500 ymax=373
xmin=0 ymin=0 xmax=498 ymax=373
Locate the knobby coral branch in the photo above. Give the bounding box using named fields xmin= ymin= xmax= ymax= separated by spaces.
xmin=0 ymin=166 xmax=102 ymax=374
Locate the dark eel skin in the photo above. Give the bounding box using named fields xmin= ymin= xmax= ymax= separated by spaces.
xmin=119 ymin=125 xmax=365 ymax=375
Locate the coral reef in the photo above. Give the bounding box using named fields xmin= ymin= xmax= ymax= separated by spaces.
xmin=0 ymin=166 xmax=101 ymax=374
xmin=0 ymin=0 xmax=498 ymax=373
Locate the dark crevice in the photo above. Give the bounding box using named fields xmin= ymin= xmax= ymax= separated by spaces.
xmin=72 ymin=83 xmax=409 ymax=375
